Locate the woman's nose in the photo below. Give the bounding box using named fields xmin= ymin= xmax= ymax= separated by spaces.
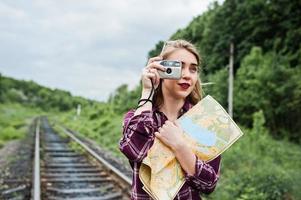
xmin=181 ymin=68 xmax=189 ymax=78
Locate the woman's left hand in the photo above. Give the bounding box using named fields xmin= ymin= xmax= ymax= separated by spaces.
xmin=155 ymin=120 xmax=185 ymax=151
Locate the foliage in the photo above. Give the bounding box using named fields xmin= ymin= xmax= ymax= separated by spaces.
xmin=235 ymin=47 xmax=301 ymax=142
xmin=0 ymin=127 xmax=24 ymax=141
xmin=148 ymin=41 xmax=165 ymax=58
xmin=202 ymin=67 xmax=228 ymax=108
xmin=0 ymin=140 xmax=4 ymax=149
xmin=108 ymin=83 xmax=142 ymax=114
xmin=169 ymin=0 xmax=301 ymax=74
xmin=205 ymin=110 xmax=300 ymax=199
xmin=0 ymin=103 xmax=42 ymax=148
xmin=69 ymin=141 xmax=86 ymax=154
xmin=0 ymin=74 xmax=92 ymax=112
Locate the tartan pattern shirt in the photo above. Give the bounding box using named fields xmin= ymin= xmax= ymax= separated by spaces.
xmin=119 ymin=101 xmax=221 ymax=200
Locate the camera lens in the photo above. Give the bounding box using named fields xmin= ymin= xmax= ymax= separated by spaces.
xmin=166 ymin=68 xmax=172 ymax=74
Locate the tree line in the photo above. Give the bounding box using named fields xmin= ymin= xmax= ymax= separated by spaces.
xmin=0 ymin=74 xmax=94 ymax=112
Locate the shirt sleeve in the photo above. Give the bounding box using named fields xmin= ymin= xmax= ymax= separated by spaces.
xmin=185 ymin=155 xmax=221 ymax=194
xmin=119 ymin=109 xmax=157 ymax=162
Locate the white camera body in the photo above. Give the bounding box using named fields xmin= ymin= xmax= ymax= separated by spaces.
xmin=157 ymin=60 xmax=182 ymax=79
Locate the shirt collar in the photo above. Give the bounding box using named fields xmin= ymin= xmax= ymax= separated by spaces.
xmin=153 ymin=99 xmax=193 ymax=116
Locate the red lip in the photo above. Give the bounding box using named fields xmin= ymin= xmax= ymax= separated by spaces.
xmin=178 ymin=83 xmax=190 ymax=90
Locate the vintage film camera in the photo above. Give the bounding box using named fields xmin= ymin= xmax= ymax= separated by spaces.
xmin=157 ymin=60 xmax=182 ymax=79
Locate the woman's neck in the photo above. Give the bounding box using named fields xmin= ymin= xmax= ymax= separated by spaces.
xmin=159 ymin=95 xmax=185 ymax=121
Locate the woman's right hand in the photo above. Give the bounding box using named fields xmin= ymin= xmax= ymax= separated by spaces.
xmin=141 ymin=56 xmax=166 ymax=92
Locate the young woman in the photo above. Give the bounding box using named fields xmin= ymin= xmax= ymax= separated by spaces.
xmin=119 ymin=40 xmax=221 ymax=200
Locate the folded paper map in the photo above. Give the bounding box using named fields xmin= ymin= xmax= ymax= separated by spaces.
xmin=139 ymin=95 xmax=243 ymax=200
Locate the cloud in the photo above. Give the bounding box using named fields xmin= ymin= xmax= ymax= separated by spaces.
xmin=0 ymin=0 xmax=222 ymax=101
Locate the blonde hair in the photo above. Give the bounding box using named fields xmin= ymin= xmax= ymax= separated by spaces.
xmin=154 ymin=39 xmax=203 ymax=107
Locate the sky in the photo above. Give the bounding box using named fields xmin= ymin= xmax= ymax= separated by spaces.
xmin=0 ymin=0 xmax=222 ymax=102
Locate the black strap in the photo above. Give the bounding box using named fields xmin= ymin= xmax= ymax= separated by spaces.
xmin=138 ymin=98 xmax=153 ymax=105
xmin=136 ymin=79 xmax=155 ymax=109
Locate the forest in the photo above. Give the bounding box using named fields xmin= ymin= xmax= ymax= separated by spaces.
xmin=0 ymin=0 xmax=300 ymax=199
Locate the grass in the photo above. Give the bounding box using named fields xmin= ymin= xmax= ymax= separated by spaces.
xmin=0 ymin=103 xmax=43 ymax=149
xmin=206 ymin=111 xmax=301 ymax=199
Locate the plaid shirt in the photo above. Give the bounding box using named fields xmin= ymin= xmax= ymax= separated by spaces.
xmin=119 ymin=101 xmax=221 ymax=200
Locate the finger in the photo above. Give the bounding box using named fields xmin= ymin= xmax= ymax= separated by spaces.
xmin=149 ymin=70 xmax=158 ymax=82
xmin=150 ymin=62 xmax=166 ymax=72
xmin=143 ymin=72 xmax=156 ymax=79
xmin=174 ymin=120 xmax=181 ymax=127
xmin=152 ymin=69 xmax=161 ymax=85
xmin=142 ymin=73 xmax=156 ymax=86
xmin=142 ymin=67 xmax=152 ymax=74
xmin=142 ymin=72 xmax=156 ymax=78
xmin=149 ymin=68 xmax=156 ymax=73
xmin=143 ymin=67 xmax=154 ymax=75
xmin=147 ymin=74 xmax=157 ymax=85
xmin=165 ymin=120 xmax=173 ymax=125
xmin=154 ymin=132 xmax=161 ymax=138
xmin=148 ymin=56 xmax=163 ymax=65
xmin=149 ymin=68 xmax=160 ymax=83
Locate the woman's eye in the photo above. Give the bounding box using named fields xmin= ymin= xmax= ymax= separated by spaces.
xmin=190 ymin=67 xmax=197 ymax=73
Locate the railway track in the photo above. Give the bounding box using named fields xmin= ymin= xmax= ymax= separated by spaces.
xmin=33 ymin=117 xmax=131 ymax=200
xmin=33 ymin=118 xmax=130 ymax=200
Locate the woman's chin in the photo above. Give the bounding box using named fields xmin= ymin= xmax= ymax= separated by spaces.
xmin=174 ymin=91 xmax=191 ymax=100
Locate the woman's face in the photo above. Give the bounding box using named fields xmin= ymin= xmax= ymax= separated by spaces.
xmin=161 ymin=48 xmax=198 ymax=101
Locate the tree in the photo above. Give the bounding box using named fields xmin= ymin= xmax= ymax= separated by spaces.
xmin=235 ymin=47 xmax=301 ymax=142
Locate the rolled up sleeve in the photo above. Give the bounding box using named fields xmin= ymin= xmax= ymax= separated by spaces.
xmin=185 ymin=155 xmax=221 ymax=194
xmin=119 ymin=110 xmax=156 ymax=162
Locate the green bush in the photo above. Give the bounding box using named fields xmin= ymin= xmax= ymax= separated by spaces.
xmin=11 ymin=120 xmax=25 ymax=129
xmin=0 ymin=139 xmax=4 ymax=149
xmin=234 ymin=47 xmax=301 ymax=142
xmin=207 ymin=110 xmax=300 ymax=199
xmin=225 ymin=169 xmax=290 ymax=200
xmin=0 ymin=126 xmax=24 ymax=141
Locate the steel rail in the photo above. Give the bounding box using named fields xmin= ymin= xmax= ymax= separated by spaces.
xmin=32 ymin=118 xmax=41 ymax=200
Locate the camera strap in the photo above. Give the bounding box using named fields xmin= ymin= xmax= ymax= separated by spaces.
xmin=136 ymin=79 xmax=154 ymax=109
